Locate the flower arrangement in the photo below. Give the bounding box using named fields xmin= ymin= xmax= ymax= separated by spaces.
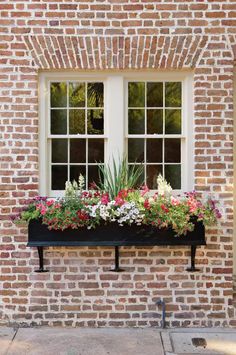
xmin=12 ymin=170 xmax=221 ymax=236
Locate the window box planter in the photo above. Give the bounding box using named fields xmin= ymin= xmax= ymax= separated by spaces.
xmin=28 ymin=218 xmax=205 ymax=273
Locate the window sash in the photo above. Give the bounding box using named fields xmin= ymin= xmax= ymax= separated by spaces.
xmin=39 ymin=72 xmax=193 ymax=197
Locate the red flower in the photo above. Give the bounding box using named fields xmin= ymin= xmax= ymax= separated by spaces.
xmin=161 ymin=204 xmax=169 ymax=213
xmin=77 ymin=210 xmax=89 ymax=221
xmin=144 ymin=199 xmax=150 ymax=210
xmin=117 ymin=189 xmax=128 ymax=199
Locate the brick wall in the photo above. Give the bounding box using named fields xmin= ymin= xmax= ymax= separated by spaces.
xmin=0 ymin=1 xmax=235 ymax=327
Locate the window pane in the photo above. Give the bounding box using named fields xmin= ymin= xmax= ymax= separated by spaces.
xmin=128 ymin=139 xmax=144 ymax=163
xmin=69 ymin=109 xmax=85 ymax=134
xmin=128 ymin=109 xmax=145 ymax=134
xmin=128 ymin=82 xmax=145 ymax=107
xmin=165 ymin=138 xmax=181 ymax=163
xmin=88 ymin=165 xmax=100 ymax=187
xmin=50 ymin=82 xmax=67 ymax=107
xmin=147 ymin=139 xmax=162 ymax=163
xmin=147 ymin=165 xmax=162 ymax=189
xmin=165 ymin=109 xmax=181 ymax=134
xmin=87 ymin=82 xmax=104 ymax=108
xmin=52 ymin=139 xmax=68 ymax=163
xmin=70 ymin=165 xmax=86 ymax=183
xmin=88 ymin=139 xmax=104 ymax=163
xmin=70 ymin=139 xmax=86 ymax=163
xmin=69 ymin=82 xmax=85 ymax=107
xmin=51 ymin=109 xmax=67 ymax=134
xmin=51 ymin=166 xmax=67 ymax=190
xmin=147 ymin=82 xmax=163 ymax=107
xmin=165 ymin=165 xmax=181 ymax=189
xmin=165 ymin=82 xmax=181 ymax=107
xmin=87 ymin=109 xmax=104 ymax=134
xmin=128 ymin=165 xmax=144 ymax=188
xmin=147 ymin=109 xmax=163 ymax=134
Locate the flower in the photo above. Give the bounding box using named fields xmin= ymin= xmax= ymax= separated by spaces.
xmin=157 ymin=174 xmax=172 ymax=197
xmin=101 ymin=193 xmax=110 ymax=205
xmin=12 ymin=176 xmax=221 ymax=236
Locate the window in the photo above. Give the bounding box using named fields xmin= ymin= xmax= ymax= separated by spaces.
xmin=39 ymin=72 xmax=193 ymax=197
xmin=127 ymin=81 xmax=182 ymax=189
xmin=49 ymin=81 xmax=104 ymax=191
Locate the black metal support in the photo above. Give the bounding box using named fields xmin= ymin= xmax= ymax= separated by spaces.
xmin=156 ymin=299 xmax=166 ymax=329
xmin=110 ymin=246 xmax=125 ymax=272
xmin=186 ymin=245 xmax=200 ymax=272
xmin=35 ymin=246 xmax=49 ymax=273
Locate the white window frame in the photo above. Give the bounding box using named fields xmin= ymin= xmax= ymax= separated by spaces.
xmin=39 ymin=71 xmax=194 ymax=197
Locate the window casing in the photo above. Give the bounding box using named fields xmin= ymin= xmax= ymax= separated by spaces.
xmin=39 ymin=72 xmax=193 ymax=197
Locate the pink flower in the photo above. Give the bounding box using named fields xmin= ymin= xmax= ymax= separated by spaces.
xmin=187 ymin=198 xmax=198 ymax=213
xmin=101 ymin=193 xmax=110 ymax=205
xmin=140 ymin=185 xmax=149 ymax=196
xmin=171 ymin=197 xmax=180 ymax=206
xmin=115 ymin=197 xmax=125 ymax=206
xmin=36 ymin=203 xmax=47 ymax=215
xmin=46 ymin=200 xmax=54 ymax=207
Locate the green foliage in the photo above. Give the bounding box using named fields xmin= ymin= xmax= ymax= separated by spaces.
xmin=96 ymin=157 xmax=144 ymax=199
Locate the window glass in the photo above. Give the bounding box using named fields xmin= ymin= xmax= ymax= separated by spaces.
xmin=127 ymin=81 xmax=182 ymax=189
xmin=46 ymin=77 xmax=185 ymax=195
xmin=50 ymin=81 xmax=104 ymax=190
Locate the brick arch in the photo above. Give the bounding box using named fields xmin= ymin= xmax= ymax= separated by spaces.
xmin=25 ymin=35 xmax=208 ymax=70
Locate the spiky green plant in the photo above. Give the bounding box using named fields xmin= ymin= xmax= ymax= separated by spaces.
xmin=96 ymin=157 xmax=144 ymax=199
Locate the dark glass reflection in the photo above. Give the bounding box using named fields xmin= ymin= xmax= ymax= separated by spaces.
xmin=51 ymin=166 xmax=67 ymax=190
xmin=88 ymin=139 xmax=104 ymax=163
xmin=165 ymin=109 xmax=181 ymax=134
xmin=70 ymin=165 xmax=86 ymax=184
xmin=165 ymin=165 xmax=181 ymax=189
xmin=147 ymin=139 xmax=162 ymax=163
xmin=70 ymin=139 xmax=86 ymax=163
xmin=87 ymin=109 xmax=104 ymax=134
xmin=87 ymin=82 xmax=104 ymax=108
xmin=69 ymin=109 xmax=85 ymax=134
xmin=147 ymin=109 xmax=163 ymax=134
xmin=69 ymin=82 xmax=85 ymax=107
xmin=51 ymin=109 xmax=67 ymax=134
xmin=128 ymin=82 xmax=145 ymax=107
xmin=52 ymin=139 xmax=68 ymax=163
xmin=128 ymin=139 xmax=144 ymax=163
xmin=165 ymin=82 xmax=181 ymax=107
xmin=50 ymin=82 xmax=67 ymax=107
xmin=147 ymin=82 xmax=163 ymax=107
xmin=88 ymin=165 xmax=100 ymax=187
xmin=128 ymin=109 xmax=145 ymax=134
xmin=147 ymin=165 xmax=163 ymax=189
xmin=165 ymin=139 xmax=181 ymax=163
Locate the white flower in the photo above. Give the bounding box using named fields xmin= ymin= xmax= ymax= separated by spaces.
xmin=157 ymin=174 xmax=172 ymax=198
xmin=78 ymin=174 xmax=85 ymax=191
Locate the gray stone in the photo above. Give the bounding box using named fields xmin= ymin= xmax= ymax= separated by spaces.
xmin=0 ymin=327 xmax=16 ymax=355
xmin=6 ymin=328 xmax=164 ymax=355
xmin=170 ymin=331 xmax=236 ymax=354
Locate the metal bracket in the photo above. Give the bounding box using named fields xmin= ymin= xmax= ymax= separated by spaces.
xmin=110 ymin=246 xmax=125 ymax=272
xmin=35 ymin=246 xmax=49 ymax=273
xmin=186 ymin=245 xmax=200 ymax=272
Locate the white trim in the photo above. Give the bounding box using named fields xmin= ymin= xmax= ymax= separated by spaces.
xmin=39 ymin=71 xmax=194 ymax=197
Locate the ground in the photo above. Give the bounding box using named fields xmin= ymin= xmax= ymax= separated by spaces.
xmin=1 ymin=327 xmax=236 ymax=355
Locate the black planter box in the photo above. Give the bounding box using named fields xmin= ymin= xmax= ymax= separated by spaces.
xmin=28 ymin=219 xmax=205 ymax=247
xmin=28 ymin=219 xmax=206 ymax=273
